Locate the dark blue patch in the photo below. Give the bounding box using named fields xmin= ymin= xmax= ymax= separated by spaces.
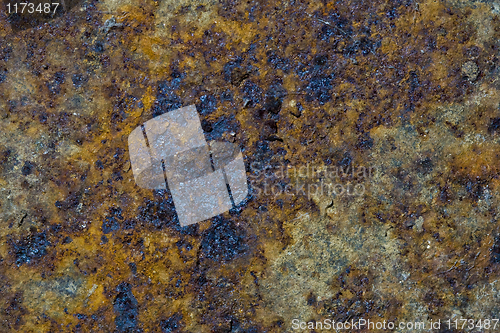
xmin=102 ymin=217 xmax=120 ymax=234
xmin=417 ymin=157 xmax=433 ymax=174
xmin=128 ymin=262 xmax=137 ymax=275
xmin=137 ymin=193 xmax=179 ymax=231
xmin=13 ymin=231 xmax=49 ymax=266
xmin=0 ymin=46 xmax=13 ymax=61
xmin=220 ymin=90 xmax=233 ymax=102
xmin=491 ymin=236 xmax=500 ymax=263
xmin=113 ymin=283 xmax=138 ymax=332
xmin=249 ymin=140 xmax=272 ymax=166
xmin=200 ymin=216 xmax=247 ymax=261
xmin=305 ymin=75 xmax=333 ymax=104
xmin=201 ymin=119 xmax=213 ymax=133
xmin=356 ymin=133 xmax=374 ymax=150
xmin=46 ymin=71 xmax=65 ymax=95
xmin=343 ymin=37 xmax=379 ymax=56
xmin=54 ymin=192 xmax=81 ymax=210
xmin=317 ymin=25 xmax=336 ymax=41
xmin=260 ymin=82 xmax=287 ymax=116
xmin=75 ymin=313 xmax=87 ymax=320
xmin=338 ymin=152 xmax=352 ymax=168
xmin=386 ymin=8 xmax=398 ymax=18
xmin=102 ymin=207 xmax=123 ymax=234
xmin=316 ymin=12 xmax=353 ymax=41
xmin=409 ymin=70 xmax=420 ymax=95
xmin=266 ymin=50 xmax=290 ymax=71
xmin=95 ymin=160 xmax=104 ymax=170
xmin=223 ymin=57 xmax=243 ymax=82
xmin=152 ymin=96 xmax=182 ymax=117
xmin=241 ymin=80 xmax=263 ymax=107
xmin=196 ymin=94 xmax=218 ymax=115
xmin=21 ymin=161 xmax=35 ymax=176
xmin=123 ymin=219 xmax=136 ymax=230
xmin=161 ymin=313 xmax=183 ymax=333
xmin=152 ymin=73 xmax=184 ymax=117
xmin=313 ymin=54 xmax=328 ymax=66
xmin=54 ymin=71 xmax=65 ymax=84
xmin=94 ymin=41 xmax=104 ymax=53
xmin=72 ymin=74 xmax=87 ymax=88
xmin=488 ymin=118 xmax=500 ymax=134
xmin=204 ymin=114 xmax=240 ymax=141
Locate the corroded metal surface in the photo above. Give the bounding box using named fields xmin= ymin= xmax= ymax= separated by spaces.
xmin=1 ymin=0 xmax=500 ymax=331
